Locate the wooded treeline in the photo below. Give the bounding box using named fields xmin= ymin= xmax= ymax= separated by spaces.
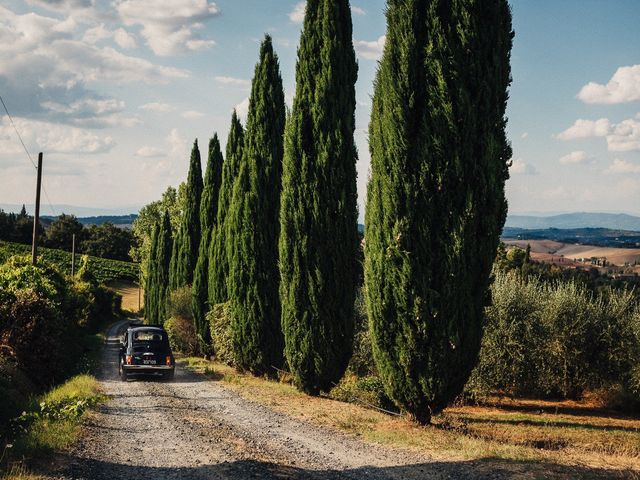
xmin=141 ymin=0 xmax=514 ymax=423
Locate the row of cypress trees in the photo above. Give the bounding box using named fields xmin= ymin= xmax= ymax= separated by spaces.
xmin=145 ymin=0 xmax=512 ymax=424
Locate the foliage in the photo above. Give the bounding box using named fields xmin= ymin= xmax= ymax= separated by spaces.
xmin=364 ymin=0 xmax=513 ymax=423
xmin=167 ymin=286 xmax=193 ymax=322
xmin=81 ymin=223 xmax=135 ymax=261
xmin=208 ymin=111 xmax=245 ymax=307
xmin=279 ymin=0 xmax=359 ymax=394
xmin=165 ymin=316 xmax=199 ymax=356
xmin=42 ymin=214 xmax=84 ymax=252
xmin=468 ymin=270 xmax=640 ymax=404
xmin=346 ymin=289 xmax=376 ymax=378
xmin=227 ymin=35 xmax=286 ymax=376
xmin=0 ymin=241 xmax=138 ymax=284
xmin=0 ymin=207 xmax=41 ymax=245
xmin=192 ymin=134 xmax=223 ymax=345
xmin=170 ymin=141 xmax=203 ymax=290
xmin=144 ymin=223 xmax=160 ymax=325
xmin=0 ymin=257 xmax=116 ymax=387
xmin=330 ymin=374 xmax=396 ymax=413
xmin=130 ymin=185 xmax=185 ymax=284
xmin=207 ymin=302 xmax=235 ymax=366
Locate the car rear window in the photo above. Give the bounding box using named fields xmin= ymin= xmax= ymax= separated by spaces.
xmin=133 ymin=330 xmax=168 ymax=344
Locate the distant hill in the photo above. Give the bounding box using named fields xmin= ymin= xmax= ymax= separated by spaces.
xmin=502 ymin=227 xmax=640 ymax=249
xmin=505 ymin=213 xmax=640 ymax=231
xmin=41 ymin=214 xmax=138 ymax=227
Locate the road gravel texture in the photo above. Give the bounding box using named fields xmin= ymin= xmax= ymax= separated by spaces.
xmin=49 ymin=320 xmax=532 ymax=479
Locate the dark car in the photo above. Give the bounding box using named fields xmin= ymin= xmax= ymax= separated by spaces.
xmin=118 ymin=325 xmax=175 ymax=381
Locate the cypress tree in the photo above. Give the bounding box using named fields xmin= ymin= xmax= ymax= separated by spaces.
xmin=170 ymin=140 xmax=204 ymax=290
xmin=156 ymin=209 xmax=173 ymax=324
xmin=364 ymin=0 xmax=513 ymax=423
xmin=145 ymin=222 xmax=159 ymax=324
xmin=192 ymin=135 xmax=224 ymax=344
xmin=227 ymin=35 xmax=286 ymax=375
xmin=208 ymin=112 xmax=244 ymax=306
xmin=279 ymin=0 xmax=359 ymax=394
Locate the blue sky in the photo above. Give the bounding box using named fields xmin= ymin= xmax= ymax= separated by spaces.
xmin=0 ymin=0 xmax=639 ymax=219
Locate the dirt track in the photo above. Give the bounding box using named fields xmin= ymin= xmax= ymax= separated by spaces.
xmin=48 ymin=320 xmax=533 ymax=479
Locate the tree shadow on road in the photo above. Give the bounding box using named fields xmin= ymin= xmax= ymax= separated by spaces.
xmin=51 ymin=455 xmax=634 ymax=480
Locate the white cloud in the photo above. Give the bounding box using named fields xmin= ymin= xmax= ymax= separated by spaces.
xmin=214 ymin=76 xmax=250 ymax=87
xmin=115 ymin=0 xmax=219 ymax=56
xmin=168 ymin=128 xmax=188 ymax=157
xmin=559 ymin=150 xmax=590 ymax=165
xmin=234 ymin=97 xmax=250 ymax=121
xmin=135 ymin=146 xmax=166 ymax=157
xmin=181 ymin=110 xmax=205 ymax=119
xmin=140 ymin=102 xmax=174 ymax=113
xmin=556 ymin=118 xmax=611 ymax=140
xmin=354 ymin=35 xmax=385 ymax=60
xmin=0 ymin=116 xmax=115 ymax=154
xmin=578 ymin=64 xmax=640 ymax=104
xmin=114 ymin=28 xmax=137 ymax=49
xmin=521 ymin=132 xmax=528 ymax=139
xmin=510 ymin=158 xmax=538 ymax=175
xmin=0 ymin=5 xmax=188 ymax=129
xmin=289 ymin=2 xmax=305 ymax=23
xmin=556 ymin=116 xmax=640 ymax=152
xmin=605 ymin=158 xmax=640 ymax=174
xmin=351 ymin=6 xmax=366 ymax=15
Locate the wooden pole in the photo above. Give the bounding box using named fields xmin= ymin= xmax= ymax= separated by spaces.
xmin=71 ymin=233 xmax=76 ymax=276
xmin=31 ymin=152 xmax=43 ymax=266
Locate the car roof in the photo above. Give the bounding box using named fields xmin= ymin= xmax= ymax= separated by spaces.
xmin=127 ymin=326 xmax=166 ymax=332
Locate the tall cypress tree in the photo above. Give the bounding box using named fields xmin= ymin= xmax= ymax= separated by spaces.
xmin=227 ymin=35 xmax=286 ymax=375
xmin=155 ymin=209 xmax=173 ymax=324
xmin=192 ymin=135 xmax=224 ymax=344
xmin=208 ymin=112 xmax=244 ymax=306
xmin=170 ymin=140 xmax=204 ymax=290
xmin=145 ymin=222 xmax=159 ymax=324
xmin=279 ymin=0 xmax=359 ymax=394
xmin=364 ymin=0 xmax=513 ymax=423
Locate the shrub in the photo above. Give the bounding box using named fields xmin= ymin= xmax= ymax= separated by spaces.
xmin=167 ymin=286 xmax=193 ymax=323
xmin=207 ymin=302 xmax=235 ymax=366
xmin=330 ymin=374 xmax=396 ymax=412
xmin=468 ymin=270 xmax=640 ymax=404
xmin=165 ymin=316 xmax=199 ymax=355
xmin=347 ymin=288 xmax=376 ymax=378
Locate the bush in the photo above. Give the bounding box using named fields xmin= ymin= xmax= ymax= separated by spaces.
xmin=468 ymin=270 xmax=640 ymax=404
xmin=167 ymin=286 xmax=193 ymax=322
xmin=165 ymin=316 xmax=199 ymax=355
xmin=330 ymin=374 xmax=396 ymax=412
xmin=207 ymin=302 xmax=235 ymax=366
xmin=347 ymin=288 xmax=376 ymax=377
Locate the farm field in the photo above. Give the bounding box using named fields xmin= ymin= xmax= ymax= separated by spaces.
xmin=503 ymin=239 xmax=640 ymax=267
xmin=0 ymin=240 xmax=139 ymax=283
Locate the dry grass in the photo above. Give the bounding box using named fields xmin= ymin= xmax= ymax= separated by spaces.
xmin=180 ymin=358 xmax=640 ymax=476
xmin=107 ymin=280 xmax=142 ymax=314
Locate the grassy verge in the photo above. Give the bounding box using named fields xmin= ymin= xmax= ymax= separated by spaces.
xmin=1 ymin=375 xmax=104 ymax=480
xmin=181 ymin=357 xmax=640 ymax=476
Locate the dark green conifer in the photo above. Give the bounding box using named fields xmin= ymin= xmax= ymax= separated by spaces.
xmin=208 ymin=112 xmax=244 ymax=306
xmin=170 ymin=140 xmax=203 ymax=290
xmin=155 ymin=210 xmax=173 ymax=324
xmin=192 ymin=135 xmax=224 ymax=344
xmin=145 ymin=222 xmax=159 ymax=324
xmin=279 ymin=0 xmax=359 ymax=394
xmin=364 ymin=0 xmax=513 ymax=423
xmin=227 ymin=35 xmax=286 ymax=375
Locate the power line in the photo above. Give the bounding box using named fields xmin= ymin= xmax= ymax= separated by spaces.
xmin=0 ymin=93 xmax=58 ymax=217
xmin=0 ymin=93 xmax=36 ymax=169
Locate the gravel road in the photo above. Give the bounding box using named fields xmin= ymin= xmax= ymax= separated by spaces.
xmin=48 ymin=320 xmax=538 ymax=479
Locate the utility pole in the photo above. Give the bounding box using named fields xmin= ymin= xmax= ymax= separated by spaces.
xmin=31 ymin=152 xmax=43 ymax=266
xmin=71 ymin=233 xmax=76 ymax=276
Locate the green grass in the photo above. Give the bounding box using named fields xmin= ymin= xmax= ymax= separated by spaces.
xmin=0 ymin=240 xmax=139 ymax=283
xmin=5 ymin=374 xmax=103 ymax=469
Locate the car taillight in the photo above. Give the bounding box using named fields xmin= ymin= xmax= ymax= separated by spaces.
xmin=126 ymin=355 xmax=132 ymax=365
xmin=166 ymin=356 xmax=172 ymax=365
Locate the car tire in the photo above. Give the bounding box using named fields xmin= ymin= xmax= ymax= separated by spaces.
xmin=119 ymin=360 xmax=128 ymax=381
xmin=165 ymin=369 xmax=175 ymax=381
